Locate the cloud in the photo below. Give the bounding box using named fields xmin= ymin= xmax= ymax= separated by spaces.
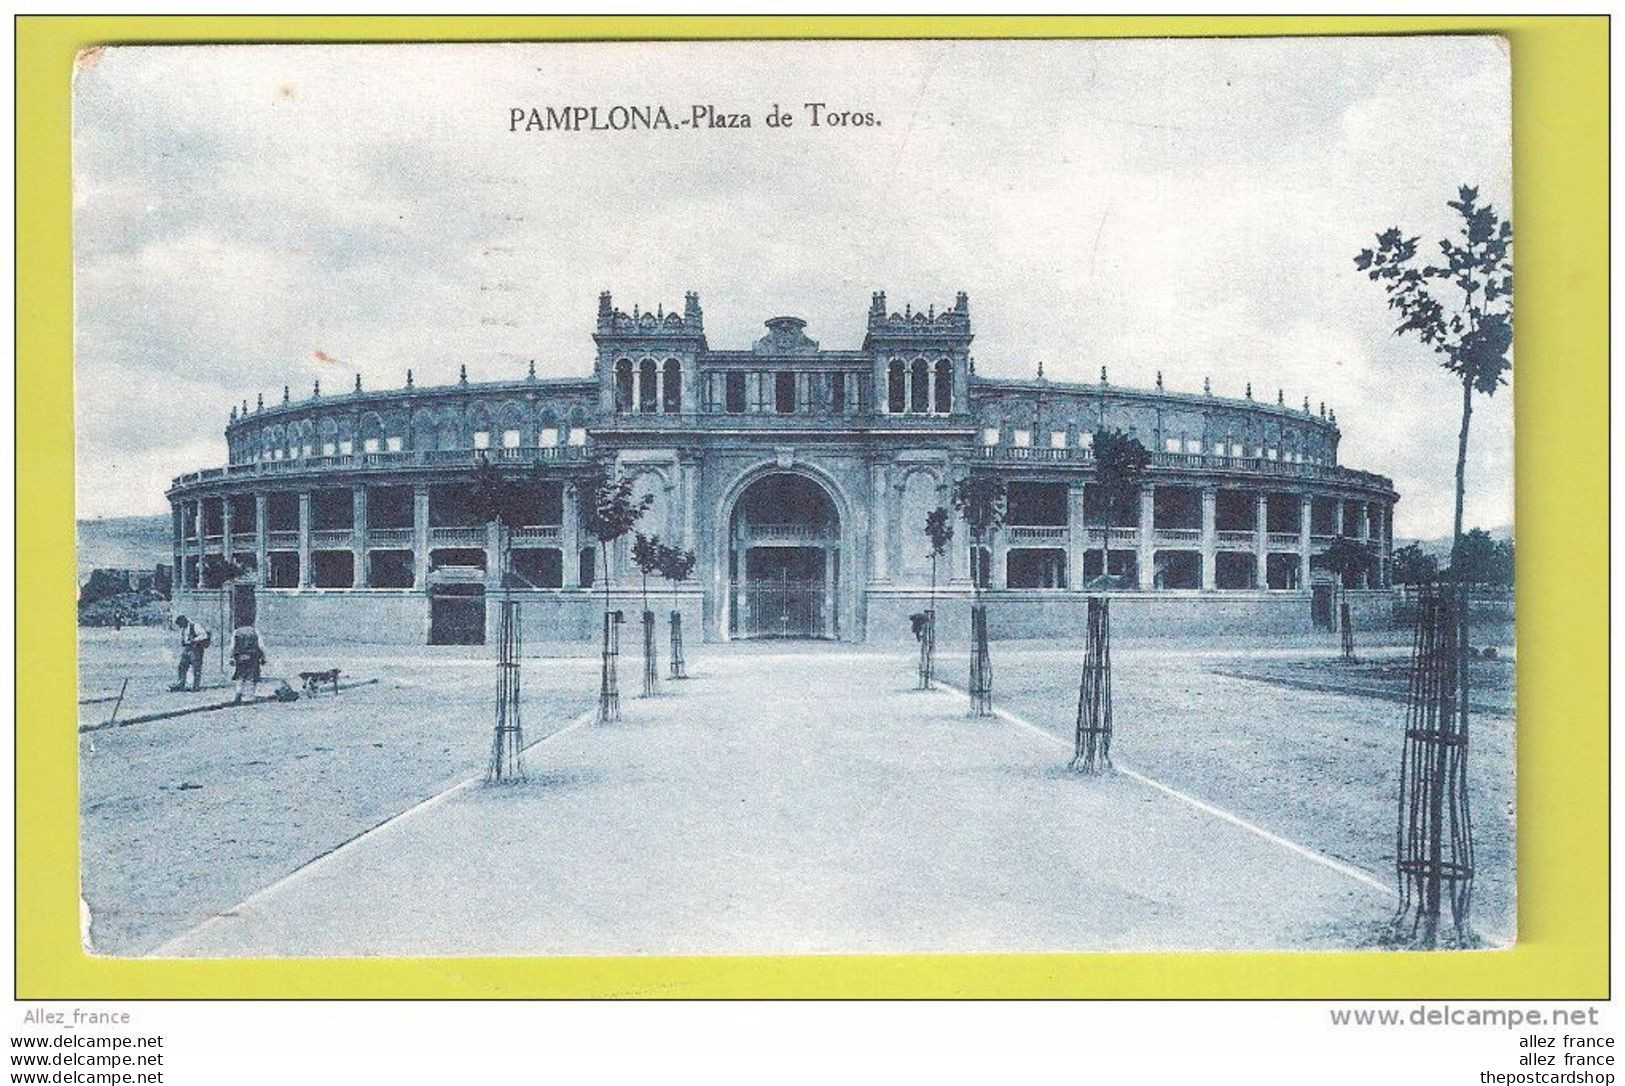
xmin=73 ymin=38 xmax=1512 ymax=537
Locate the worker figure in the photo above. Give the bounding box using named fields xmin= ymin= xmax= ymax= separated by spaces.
xmin=230 ymin=624 xmax=268 ymax=704
xmin=170 ymin=614 xmax=210 ymax=692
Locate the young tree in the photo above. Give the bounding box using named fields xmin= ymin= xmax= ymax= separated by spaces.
xmin=952 ymin=473 xmax=1007 ymax=603
xmin=1090 ymin=428 xmax=1150 ymax=584
xmin=571 ymin=458 xmax=654 ymax=619
xmin=470 ymin=458 xmax=522 ymax=597
xmin=631 ymin=531 xmax=663 ymax=617
xmin=655 ymin=541 xmax=697 ymax=602
xmin=923 ymin=506 xmax=954 ymax=616
xmin=952 ymin=472 xmax=1007 ymax=714
xmin=918 ymin=507 xmax=955 ymax=689
xmin=655 ymin=541 xmax=697 ymax=680
xmin=1391 ymin=542 xmax=1439 ymax=586
xmin=1355 ymin=186 xmax=1512 ymax=565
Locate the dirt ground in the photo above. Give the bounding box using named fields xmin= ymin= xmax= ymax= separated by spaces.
xmin=78 ymin=627 xmax=600 ymax=955
xmin=80 ymin=624 xmax=1516 ymax=956
xmin=936 ymin=630 xmax=1515 ymax=946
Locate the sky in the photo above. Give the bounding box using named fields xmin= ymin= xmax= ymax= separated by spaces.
xmin=72 ymin=37 xmax=1512 ymax=537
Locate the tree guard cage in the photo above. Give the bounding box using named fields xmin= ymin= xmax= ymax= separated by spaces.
xmin=916 ymin=609 xmax=936 ymax=691
xmin=1340 ymin=600 xmax=1356 ymax=662
xmin=669 ymin=611 xmax=687 ymax=679
xmin=968 ymin=605 xmax=992 ymax=716
xmin=641 ymin=609 xmax=659 ymax=697
xmin=598 ymin=610 xmax=623 ymax=724
xmin=1395 ymin=583 xmax=1475 ymax=946
xmin=1071 ymin=597 xmax=1113 ymax=774
xmin=486 ymin=600 xmax=525 ymax=783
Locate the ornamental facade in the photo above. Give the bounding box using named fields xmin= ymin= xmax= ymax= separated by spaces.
xmin=167 ymin=291 xmax=1398 ymax=644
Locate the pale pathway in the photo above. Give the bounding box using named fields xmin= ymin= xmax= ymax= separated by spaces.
xmin=158 ymin=646 xmax=1389 ymax=957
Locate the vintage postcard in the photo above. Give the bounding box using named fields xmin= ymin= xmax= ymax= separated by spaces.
xmin=72 ymin=37 xmax=1514 ymax=958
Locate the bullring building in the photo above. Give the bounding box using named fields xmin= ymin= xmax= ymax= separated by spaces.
xmin=167 ymin=291 xmax=1398 ymax=644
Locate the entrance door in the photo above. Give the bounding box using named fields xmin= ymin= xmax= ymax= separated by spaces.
xmin=740 ymin=547 xmax=828 ymax=639
xmin=430 ymin=585 xmax=486 ymax=645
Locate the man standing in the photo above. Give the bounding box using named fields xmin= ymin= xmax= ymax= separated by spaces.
xmin=170 ymin=613 xmax=209 ymax=692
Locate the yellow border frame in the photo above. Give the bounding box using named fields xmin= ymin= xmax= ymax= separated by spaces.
xmin=19 ymin=15 xmax=1607 ymax=999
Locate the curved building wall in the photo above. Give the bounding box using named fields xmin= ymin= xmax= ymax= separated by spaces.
xmin=169 ymin=291 xmax=1398 ymax=645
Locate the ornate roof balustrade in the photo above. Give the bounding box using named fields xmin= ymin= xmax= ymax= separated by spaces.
xmin=972 ymin=444 xmax=1393 ymax=493
xmin=171 ymin=445 xmax=590 ymax=493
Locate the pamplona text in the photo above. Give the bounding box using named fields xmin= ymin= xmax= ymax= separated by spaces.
xmin=509 ymin=103 xmax=880 ymax=132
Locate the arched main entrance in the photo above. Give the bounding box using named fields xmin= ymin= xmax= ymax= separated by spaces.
xmin=727 ymin=472 xmax=841 ymax=639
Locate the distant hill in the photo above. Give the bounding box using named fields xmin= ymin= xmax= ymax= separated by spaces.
xmin=77 ymin=514 xmax=171 ymax=584
xmin=1395 ymin=524 xmax=1514 ymax=563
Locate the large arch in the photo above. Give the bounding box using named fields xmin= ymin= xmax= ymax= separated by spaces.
xmin=712 ymin=461 xmax=856 ymax=642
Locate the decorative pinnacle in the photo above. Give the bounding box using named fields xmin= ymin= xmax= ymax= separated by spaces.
xmin=527 ymin=360 xmax=536 ymax=380
xmin=1155 ymin=370 xmax=1163 ymax=390
xmin=256 ymin=393 xmax=263 ymax=411
xmin=1100 ymin=366 xmax=1108 ymax=385
xmin=1037 ymin=360 xmax=1044 ymax=379
xmin=1319 ymin=401 xmax=1326 ymax=418
xmin=1204 ymin=377 xmax=1212 ymax=396
xmin=969 ymin=356 xmax=976 ymax=374
xmin=1245 ymin=382 xmax=1252 ymax=400
xmin=242 ymin=399 xmax=248 ymax=416
xmin=313 ymin=379 xmax=320 ymax=398
xmin=459 ymin=364 xmax=468 ymax=385
xmin=230 ymin=405 xmax=237 ymax=421
xmin=406 ymin=368 xmax=414 ymax=388
xmin=1304 ymin=396 xmax=1311 ymax=413
xmin=1277 ymin=389 xmax=1284 ymax=405
xmin=282 ymin=385 xmax=290 ymax=404
xmin=354 ymin=373 xmax=362 ymax=392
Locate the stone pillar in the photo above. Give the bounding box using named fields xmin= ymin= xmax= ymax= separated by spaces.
xmin=992 ymin=528 xmax=1009 ymax=590
xmin=1254 ymin=491 xmax=1268 ymax=590
xmin=1068 ymin=482 xmax=1087 ymax=591
xmin=254 ymin=493 xmax=268 ymax=587
xmin=413 ymin=485 xmax=430 ymax=591
xmin=869 ymin=460 xmax=891 ymax=583
xmin=1357 ymin=501 xmax=1372 ymax=588
xmin=296 ymin=493 xmax=312 ymax=588
xmin=562 ymin=480 xmax=581 ymax=589
xmin=1298 ymin=493 xmax=1313 ymax=592
xmin=352 ymin=485 xmax=369 ymax=588
xmin=1137 ymin=484 xmax=1155 ymax=590
xmin=680 ymin=457 xmax=699 ymax=554
xmin=1200 ymin=486 xmax=1217 ymax=591
xmin=221 ymin=500 xmax=234 ymax=563
xmin=192 ymin=501 xmax=205 ymax=588
xmin=486 ymin=520 xmax=503 ymax=590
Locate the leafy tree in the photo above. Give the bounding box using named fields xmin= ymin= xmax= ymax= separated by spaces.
xmin=951 ymin=473 xmax=1007 ymax=604
xmin=655 ymin=540 xmax=696 ymax=596
xmin=631 ymin=532 xmax=664 ymax=616
xmin=1090 ymin=428 xmax=1150 ymax=584
xmin=571 ymin=459 xmax=653 ymax=620
xmin=1445 ymin=528 xmax=1514 ymax=586
xmin=1391 ymin=542 xmax=1438 ymax=586
xmin=1321 ymin=534 xmax=1373 ymax=592
xmin=470 ymin=458 xmax=523 ymax=595
xmin=923 ymin=506 xmax=954 ymax=615
xmin=1355 ymin=186 xmax=1512 ymax=566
